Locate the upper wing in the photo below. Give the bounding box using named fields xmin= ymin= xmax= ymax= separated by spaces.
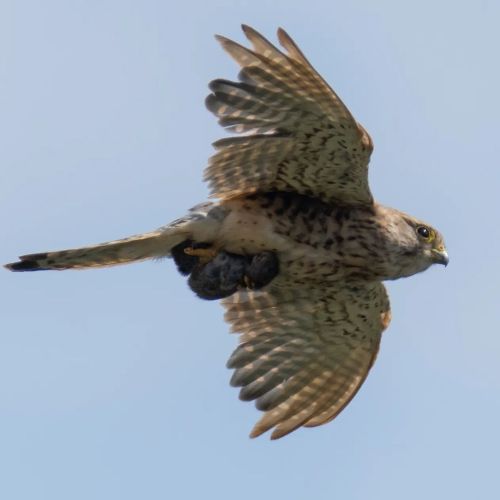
xmin=223 ymin=280 xmax=391 ymax=439
xmin=205 ymin=25 xmax=374 ymax=207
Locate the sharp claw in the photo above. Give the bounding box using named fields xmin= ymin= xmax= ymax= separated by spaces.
xmin=243 ymin=275 xmax=255 ymax=289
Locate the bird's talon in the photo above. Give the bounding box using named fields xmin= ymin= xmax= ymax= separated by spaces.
xmin=243 ymin=275 xmax=255 ymax=289
xmin=184 ymin=246 xmax=218 ymax=264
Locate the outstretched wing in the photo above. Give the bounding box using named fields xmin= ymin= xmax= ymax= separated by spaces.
xmin=223 ymin=280 xmax=391 ymax=439
xmin=205 ymin=25 xmax=374 ymax=207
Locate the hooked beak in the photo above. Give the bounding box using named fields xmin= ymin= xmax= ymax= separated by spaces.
xmin=432 ymin=248 xmax=449 ymax=267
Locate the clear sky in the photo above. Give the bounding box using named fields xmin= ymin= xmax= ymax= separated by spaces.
xmin=2 ymin=1 xmax=499 ymax=499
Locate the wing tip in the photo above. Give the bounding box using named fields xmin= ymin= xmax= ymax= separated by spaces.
xmin=249 ymin=424 xmax=291 ymax=440
xmin=276 ymin=26 xmax=288 ymax=40
xmin=214 ymin=33 xmax=230 ymax=46
xmin=249 ymin=426 xmax=264 ymax=439
xmin=240 ymin=24 xmax=262 ymax=42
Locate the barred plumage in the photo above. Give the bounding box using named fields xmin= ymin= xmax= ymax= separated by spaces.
xmin=205 ymin=25 xmax=373 ymax=206
xmin=224 ymin=282 xmax=390 ymax=439
xmin=5 ymin=26 xmax=448 ymax=440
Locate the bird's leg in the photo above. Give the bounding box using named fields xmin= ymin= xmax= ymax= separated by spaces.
xmin=170 ymin=239 xmax=220 ymax=275
xmin=183 ymin=244 xmax=219 ymax=264
xmin=170 ymin=240 xmax=209 ymax=275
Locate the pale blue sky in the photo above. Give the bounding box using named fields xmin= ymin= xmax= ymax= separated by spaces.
xmin=2 ymin=1 xmax=499 ymax=499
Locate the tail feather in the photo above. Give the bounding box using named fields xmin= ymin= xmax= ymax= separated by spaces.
xmin=6 ymin=202 xmax=222 ymax=272
xmin=5 ymin=228 xmax=187 ymax=272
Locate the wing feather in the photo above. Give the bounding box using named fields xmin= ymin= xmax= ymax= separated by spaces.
xmin=223 ymin=282 xmax=390 ymax=439
xmin=206 ymin=26 xmax=374 ymax=206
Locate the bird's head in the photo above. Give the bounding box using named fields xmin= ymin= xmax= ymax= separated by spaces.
xmin=394 ymin=213 xmax=448 ymax=277
xmin=413 ymin=223 xmax=448 ymax=267
xmin=377 ymin=206 xmax=448 ymax=279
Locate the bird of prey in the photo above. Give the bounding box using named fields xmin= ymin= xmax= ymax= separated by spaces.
xmin=6 ymin=26 xmax=448 ymax=439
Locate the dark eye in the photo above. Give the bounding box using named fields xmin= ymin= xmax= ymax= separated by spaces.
xmin=416 ymin=225 xmax=436 ymax=243
xmin=417 ymin=226 xmax=430 ymax=238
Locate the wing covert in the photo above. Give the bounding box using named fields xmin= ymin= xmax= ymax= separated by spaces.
xmin=223 ymin=280 xmax=391 ymax=439
xmin=205 ymin=25 xmax=374 ymax=207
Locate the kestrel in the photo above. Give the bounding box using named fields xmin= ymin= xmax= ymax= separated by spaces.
xmin=6 ymin=26 xmax=448 ymax=439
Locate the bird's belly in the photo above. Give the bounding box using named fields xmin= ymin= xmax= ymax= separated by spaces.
xmin=215 ymin=207 xmax=290 ymax=255
xmin=213 ymin=196 xmax=385 ymax=284
xmin=214 ymin=208 xmax=355 ymax=283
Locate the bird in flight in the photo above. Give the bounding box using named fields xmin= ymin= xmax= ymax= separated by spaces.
xmin=6 ymin=25 xmax=448 ymax=439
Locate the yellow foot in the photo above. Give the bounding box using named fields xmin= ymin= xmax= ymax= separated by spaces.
xmin=183 ymin=245 xmax=219 ymax=264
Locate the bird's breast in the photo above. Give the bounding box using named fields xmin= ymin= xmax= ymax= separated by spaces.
xmin=214 ymin=194 xmax=390 ymax=283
